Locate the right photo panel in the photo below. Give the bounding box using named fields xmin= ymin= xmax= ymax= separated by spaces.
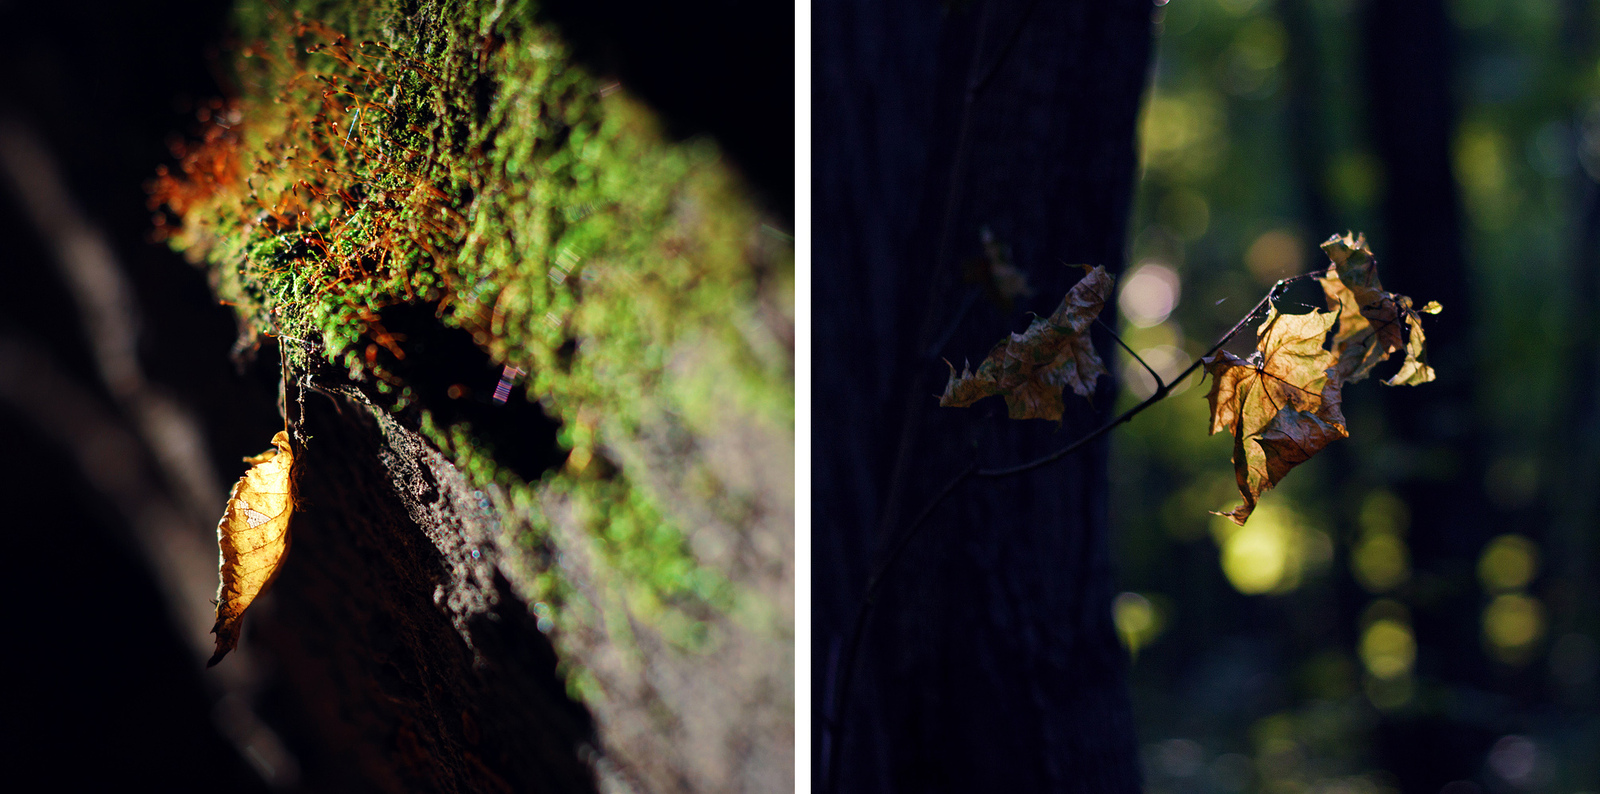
xmin=812 ymin=0 xmax=1600 ymax=791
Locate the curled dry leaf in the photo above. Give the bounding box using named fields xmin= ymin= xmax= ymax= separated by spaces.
xmin=208 ymin=430 xmax=295 ymax=667
xmin=940 ymin=265 xmax=1114 ymax=422
xmin=1318 ymin=232 xmax=1438 ymax=386
xmin=1204 ymin=307 xmax=1348 ymax=525
xmin=1207 ymin=234 xmax=1441 ymax=524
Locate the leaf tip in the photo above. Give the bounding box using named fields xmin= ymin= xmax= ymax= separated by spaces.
xmin=1209 ymin=508 xmax=1249 ymax=526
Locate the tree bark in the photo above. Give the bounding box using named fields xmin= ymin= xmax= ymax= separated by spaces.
xmin=814 ymin=1 xmax=1152 ymax=790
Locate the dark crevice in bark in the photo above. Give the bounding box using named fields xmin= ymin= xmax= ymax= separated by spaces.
xmin=251 ymin=380 xmax=596 ymax=793
xmin=362 ymin=302 xmax=569 ymax=483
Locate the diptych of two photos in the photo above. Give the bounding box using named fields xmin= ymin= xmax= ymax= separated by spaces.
xmin=7 ymin=0 xmax=1597 ymax=790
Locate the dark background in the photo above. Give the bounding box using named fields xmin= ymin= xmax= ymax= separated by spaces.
xmin=0 ymin=0 xmax=789 ymax=789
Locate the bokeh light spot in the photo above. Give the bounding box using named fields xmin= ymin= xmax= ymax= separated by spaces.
xmin=1113 ymin=591 xmax=1165 ymax=657
xmin=1212 ymin=503 xmax=1326 ymax=595
xmin=1360 ymin=619 xmax=1416 ymax=680
xmin=1358 ymin=490 xmax=1409 ymax=537
xmin=1119 ymin=262 xmax=1182 ymax=328
xmin=1244 ymin=229 xmax=1305 ymax=285
xmin=1484 ymin=593 xmax=1546 ymax=660
xmin=1486 ymin=735 xmax=1539 ymax=786
xmin=1352 ymin=533 xmax=1409 ymax=593
xmin=1220 ymin=517 xmax=1289 ymax=594
xmin=1477 ymin=534 xmax=1539 ymax=592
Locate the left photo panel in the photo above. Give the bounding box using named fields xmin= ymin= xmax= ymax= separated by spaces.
xmin=0 ymin=0 xmax=794 ymax=791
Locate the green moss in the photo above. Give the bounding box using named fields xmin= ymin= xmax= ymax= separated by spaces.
xmin=154 ymin=0 xmax=790 ymax=669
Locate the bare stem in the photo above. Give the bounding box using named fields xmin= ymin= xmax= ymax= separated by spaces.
xmin=1099 ymin=317 xmax=1165 ymax=391
xmin=821 ymin=268 xmax=1329 ymax=793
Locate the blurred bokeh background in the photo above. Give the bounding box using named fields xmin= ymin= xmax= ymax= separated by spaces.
xmin=1107 ymin=0 xmax=1599 ymax=791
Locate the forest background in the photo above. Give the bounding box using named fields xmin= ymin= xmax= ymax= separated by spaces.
xmin=1098 ymin=0 xmax=1597 ymax=790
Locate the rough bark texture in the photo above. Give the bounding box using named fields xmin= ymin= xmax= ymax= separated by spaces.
xmin=814 ymin=0 xmax=1152 ymax=790
xmin=249 ymin=384 xmax=597 ymax=793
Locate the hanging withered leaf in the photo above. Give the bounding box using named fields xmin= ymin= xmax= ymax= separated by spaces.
xmin=1318 ymin=232 xmax=1442 ymax=386
xmin=208 ymin=430 xmax=295 ymax=667
xmin=940 ymin=265 xmax=1114 ymax=422
xmin=1203 ymin=306 xmax=1349 ymax=525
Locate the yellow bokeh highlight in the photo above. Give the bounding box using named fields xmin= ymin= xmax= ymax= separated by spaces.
xmin=1352 ymin=533 xmax=1410 ymax=593
xmin=1478 ymin=534 xmax=1539 ymax=592
xmin=1484 ymin=593 xmax=1546 ymax=661
xmin=1358 ymin=490 xmax=1409 ymax=537
xmin=1454 ymin=123 xmax=1512 ymax=228
xmin=1139 ymin=89 xmax=1224 ymax=179
xmin=1244 ymin=229 xmax=1304 ymax=285
xmin=1232 ymin=18 xmax=1287 ymax=72
xmin=1212 ymin=502 xmax=1329 ymax=595
xmin=1222 ymin=521 xmax=1287 ymax=593
xmin=1360 ymin=619 xmax=1416 ymax=680
xmin=1113 ymin=592 xmax=1165 ymax=658
xmin=1326 ymin=150 xmax=1383 ymax=211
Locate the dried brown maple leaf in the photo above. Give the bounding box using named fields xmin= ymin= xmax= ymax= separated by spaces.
xmin=1204 ymin=306 xmax=1348 ymax=525
xmin=208 ymin=430 xmax=295 ymax=667
xmin=941 ymin=265 xmax=1114 ymax=421
xmin=1318 ymin=232 xmax=1441 ymax=386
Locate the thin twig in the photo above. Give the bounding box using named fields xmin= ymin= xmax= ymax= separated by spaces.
xmin=1098 ymin=317 xmax=1164 ymax=390
xmin=822 ymin=270 xmax=1330 ymax=792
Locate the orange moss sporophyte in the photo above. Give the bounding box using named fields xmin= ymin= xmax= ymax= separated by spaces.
xmin=149 ymin=98 xmax=247 ymax=233
xmin=148 ymin=18 xmax=478 ymax=358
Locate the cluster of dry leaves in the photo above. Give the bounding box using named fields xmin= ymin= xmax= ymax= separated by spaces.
xmin=941 ymin=233 xmax=1440 ymax=525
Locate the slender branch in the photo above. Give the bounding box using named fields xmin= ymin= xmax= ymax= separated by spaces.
xmin=822 ymin=270 xmax=1332 ymax=793
xmin=978 ymin=274 xmax=1325 ymax=478
xmin=1098 ymin=317 xmax=1164 ymax=390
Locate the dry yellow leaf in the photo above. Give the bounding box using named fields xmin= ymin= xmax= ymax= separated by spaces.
xmin=1317 ymin=233 xmax=1438 ymax=386
xmin=1204 ymin=307 xmax=1349 ymax=525
xmin=208 ymin=430 xmax=294 ymax=667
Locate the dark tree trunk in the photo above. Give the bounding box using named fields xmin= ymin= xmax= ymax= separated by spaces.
xmin=1362 ymin=0 xmax=1499 ymax=786
xmin=813 ymin=1 xmax=1152 ymax=790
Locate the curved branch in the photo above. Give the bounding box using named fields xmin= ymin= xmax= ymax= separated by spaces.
xmin=821 ymin=270 xmax=1331 ymax=792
